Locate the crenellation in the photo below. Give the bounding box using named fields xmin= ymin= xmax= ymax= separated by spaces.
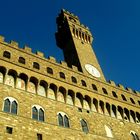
xmin=10 ymin=40 xmax=19 ymax=48
xmin=0 ymin=35 xmax=5 ymax=42
xmin=48 ymin=56 xmax=56 ymax=63
xmin=126 ymin=87 xmax=133 ymax=93
xmin=117 ymin=84 xmax=125 ymax=90
xmin=108 ymin=80 xmax=116 ymax=86
xmin=36 ymin=51 xmax=44 ymax=57
xmin=72 ymin=65 xmax=78 ymax=71
xmin=23 ymin=45 xmax=32 ymax=53
xmin=60 ymin=61 xmax=67 ymax=67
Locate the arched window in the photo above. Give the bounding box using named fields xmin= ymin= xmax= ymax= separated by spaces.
xmin=112 ymin=91 xmax=118 ymax=98
xmin=93 ymin=98 xmax=98 ymax=112
xmin=58 ymin=113 xmax=63 ymax=126
xmin=105 ymin=125 xmax=113 ymax=138
xmin=130 ymin=131 xmax=140 ymax=140
xmin=112 ymin=105 xmax=117 ymax=118
xmin=33 ymin=62 xmax=40 ymax=70
xmin=18 ymin=57 xmax=25 ymax=64
xmin=32 ymin=107 xmax=38 ymax=120
xmin=64 ymin=115 xmax=70 ymax=128
xmin=121 ymin=94 xmax=127 ymax=101
xmin=4 ymin=99 xmax=10 ymax=112
xmin=92 ymin=84 xmax=98 ymax=91
xmin=39 ymin=108 xmax=44 ymax=121
xmin=130 ymin=98 xmax=135 ymax=104
xmin=32 ymin=105 xmax=44 ymax=122
xmin=80 ymin=119 xmax=89 ymax=133
xmin=47 ymin=67 xmax=53 ymax=75
xmin=11 ymin=101 xmax=17 ymax=114
xmin=59 ymin=72 xmax=65 ymax=79
xmin=71 ymin=76 xmax=77 ymax=83
xmin=81 ymin=80 xmax=86 ymax=87
xmin=57 ymin=112 xmax=70 ymax=128
xmin=3 ymin=51 xmax=11 ymax=59
xmin=102 ymin=88 xmax=108 ymax=95
xmin=3 ymin=97 xmax=18 ymax=115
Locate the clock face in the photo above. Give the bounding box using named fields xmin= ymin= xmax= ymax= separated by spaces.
xmin=85 ymin=64 xmax=101 ymax=78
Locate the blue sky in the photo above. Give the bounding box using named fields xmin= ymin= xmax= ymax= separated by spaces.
xmin=0 ymin=0 xmax=140 ymax=91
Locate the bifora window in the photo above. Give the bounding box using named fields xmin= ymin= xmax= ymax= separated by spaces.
xmin=57 ymin=112 xmax=70 ymax=128
xmin=80 ymin=119 xmax=89 ymax=133
xmin=3 ymin=97 xmax=18 ymax=115
xmin=32 ymin=105 xmax=44 ymax=121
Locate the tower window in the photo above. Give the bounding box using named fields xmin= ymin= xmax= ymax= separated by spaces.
xmin=72 ymin=28 xmax=75 ymax=36
xmin=37 ymin=133 xmax=42 ymax=140
xmin=76 ymin=29 xmax=78 ymax=38
xmin=79 ymin=31 xmax=81 ymax=39
xmin=71 ymin=76 xmax=77 ymax=83
xmin=47 ymin=67 xmax=53 ymax=75
xmin=130 ymin=98 xmax=135 ymax=104
xmin=59 ymin=72 xmax=65 ymax=79
xmin=6 ymin=126 xmax=13 ymax=134
xmin=121 ymin=94 xmax=127 ymax=101
xmin=3 ymin=51 xmax=11 ymax=59
xmin=88 ymin=36 xmax=91 ymax=43
xmin=92 ymin=84 xmax=98 ymax=91
xmin=102 ymin=88 xmax=108 ymax=95
xmin=18 ymin=57 xmax=25 ymax=64
xmin=80 ymin=119 xmax=89 ymax=133
xmin=112 ymin=91 xmax=118 ymax=98
xmin=57 ymin=112 xmax=70 ymax=128
xmin=32 ymin=105 xmax=44 ymax=122
xmin=82 ymin=32 xmax=84 ymax=40
xmin=33 ymin=62 xmax=40 ymax=70
xmin=81 ymin=80 xmax=86 ymax=87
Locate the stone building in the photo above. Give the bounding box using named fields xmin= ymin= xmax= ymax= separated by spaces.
xmin=0 ymin=9 xmax=140 ymax=140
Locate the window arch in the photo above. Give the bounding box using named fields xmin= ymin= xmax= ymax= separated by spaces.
xmin=47 ymin=67 xmax=53 ymax=75
xmin=57 ymin=112 xmax=70 ymax=128
xmin=3 ymin=97 xmax=18 ymax=115
xmin=3 ymin=51 xmax=11 ymax=59
xmin=121 ymin=94 xmax=127 ymax=101
xmin=102 ymin=88 xmax=108 ymax=95
xmin=71 ymin=76 xmax=77 ymax=83
xmin=80 ymin=119 xmax=89 ymax=133
xmin=81 ymin=80 xmax=86 ymax=87
xmin=18 ymin=57 xmax=25 ymax=64
xmin=130 ymin=131 xmax=140 ymax=140
xmin=59 ymin=72 xmax=65 ymax=79
xmin=92 ymin=84 xmax=98 ymax=91
xmin=130 ymin=98 xmax=135 ymax=104
xmin=32 ymin=105 xmax=44 ymax=121
xmin=112 ymin=91 xmax=118 ymax=98
xmin=33 ymin=62 xmax=40 ymax=70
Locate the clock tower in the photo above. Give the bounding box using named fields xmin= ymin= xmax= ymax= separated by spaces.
xmin=56 ymin=9 xmax=106 ymax=81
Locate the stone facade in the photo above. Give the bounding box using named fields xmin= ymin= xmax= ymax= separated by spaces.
xmin=0 ymin=9 xmax=140 ymax=140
